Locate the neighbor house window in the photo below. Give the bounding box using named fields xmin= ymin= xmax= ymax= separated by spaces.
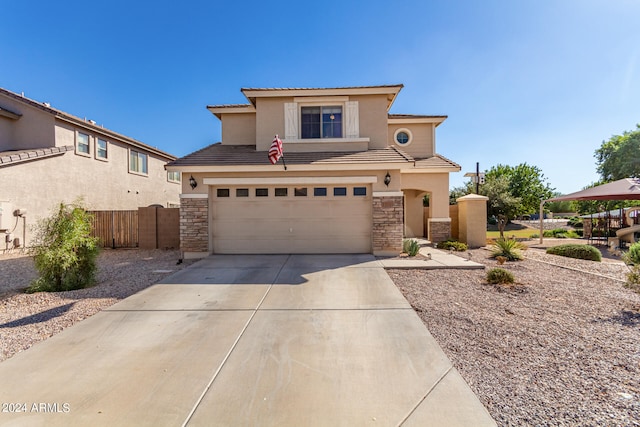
xmin=167 ymin=171 xmax=181 ymax=183
xmin=129 ymin=149 xmax=148 ymax=174
xmin=301 ymin=106 xmax=342 ymax=138
xmin=77 ymin=132 xmax=90 ymax=155
xmin=96 ymin=138 xmax=108 ymax=159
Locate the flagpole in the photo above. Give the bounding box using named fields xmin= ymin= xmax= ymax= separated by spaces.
xmin=281 ymin=154 xmax=287 ymax=171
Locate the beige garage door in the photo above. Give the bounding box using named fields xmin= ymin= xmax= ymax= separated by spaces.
xmin=211 ymin=185 xmax=372 ymax=254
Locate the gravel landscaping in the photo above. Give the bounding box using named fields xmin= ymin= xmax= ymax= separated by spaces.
xmin=390 ymin=246 xmax=640 ymax=427
xmin=2 ymin=244 xmax=639 ymax=426
xmin=0 ymin=249 xmax=193 ymax=362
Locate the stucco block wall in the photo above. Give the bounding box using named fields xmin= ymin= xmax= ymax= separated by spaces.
xmin=372 ymin=195 xmax=403 ymax=255
xmin=179 ymin=197 xmax=209 ymax=253
xmin=352 ymin=95 xmax=389 ymax=148
xmin=255 ymin=97 xmax=286 ymax=151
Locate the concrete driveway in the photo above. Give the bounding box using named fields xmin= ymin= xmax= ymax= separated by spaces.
xmin=0 ymin=254 xmax=495 ymax=426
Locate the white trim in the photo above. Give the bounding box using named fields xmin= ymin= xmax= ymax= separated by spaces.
xmin=282 ymin=137 xmax=369 ymax=144
xmin=180 ymin=193 xmax=209 ymax=199
xmin=373 ymin=191 xmax=403 ymax=197
xmin=203 ymin=176 xmax=377 ymax=186
xmin=293 ymin=96 xmax=349 ymax=103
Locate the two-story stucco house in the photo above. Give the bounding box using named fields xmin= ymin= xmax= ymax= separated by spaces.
xmin=167 ymin=84 xmax=460 ymax=258
xmin=0 ymin=88 xmax=180 ymax=247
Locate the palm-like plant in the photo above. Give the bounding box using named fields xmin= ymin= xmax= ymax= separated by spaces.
xmin=490 ymin=238 xmax=525 ymax=261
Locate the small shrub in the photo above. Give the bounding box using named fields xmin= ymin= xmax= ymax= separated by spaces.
xmin=625 ymin=265 xmax=640 ymax=293
xmin=568 ymin=217 xmax=583 ymax=228
xmin=487 ymin=268 xmax=514 ymax=284
xmin=490 ymin=238 xmax=525 ymax=261
xmin=436 ymin=239 xmax=468 ymax=252
xmin=28 ymin=201 xmax=100 ymax=293
xmin=403 ymin=239 xmax=420 ymax=257
xmin=546 ymin=244 xmax=601 ymax=262
xmin=496 ymin=256 xmax=507 ymax=265
xmin=622 ymin=242 xmax=640 ymax=265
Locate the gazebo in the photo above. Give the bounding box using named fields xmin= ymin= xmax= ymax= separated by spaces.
xmin=540 ymin=177 xmax=640 ymax=245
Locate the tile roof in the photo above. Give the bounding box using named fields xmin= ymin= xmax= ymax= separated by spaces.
xmin=240 ymin=84 xmax=404 ymax=92
xmin=388 ymin=114 xmax=448 ymax=119
xmin=0 ymin=146 xmax=75 ymax=167
xmin=414 ymin=154 xmax=461 ymax=170
xmin=167 ymin=144 xmax=415 ymax=167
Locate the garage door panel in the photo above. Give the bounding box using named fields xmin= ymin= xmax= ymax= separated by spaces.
xmin=212 ymin=186 xmax=373 ymax=254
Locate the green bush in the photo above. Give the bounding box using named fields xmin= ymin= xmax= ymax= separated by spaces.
xmin=546 ymin=244 xmax=601 ymax=262
xmin=490 ymin=238 xmax=525 ymax=261
xmin=28 ymin=202 xmax=100 ymax=293
xmin=436 ymin=239 xmax=468 ymax=252
xmin=403 ymin=239 xmax=420 ymax=257
xmin=568 ymin=217 xmax=583 ymax=228
xmin=487 ymin=268 xmax=515 ymax=284
xmin=622 ymin=242 xmax=640 ymax=265
xmin=542 ymin=228 xmax=580 ymax=238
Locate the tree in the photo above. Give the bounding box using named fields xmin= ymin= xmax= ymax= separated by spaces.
xmin=484 ymin=163 xmax=554 ymax=216
xmin=595 ymin=125 xmax=640 ymax=182
xmin=482 ymin=176 xmax=521 ymax=238
xmin=28 ymin=201 xmax=100 ymax=292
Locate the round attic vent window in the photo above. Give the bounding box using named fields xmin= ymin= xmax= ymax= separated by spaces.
xmin=394 ymin=128 xmax=412 ymax=146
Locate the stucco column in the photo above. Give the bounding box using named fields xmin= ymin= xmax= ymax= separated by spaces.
xmin=404 ymin=189 xmax=424 ymax=238
xmin=456 ymin=194 xmax=489 ymax=248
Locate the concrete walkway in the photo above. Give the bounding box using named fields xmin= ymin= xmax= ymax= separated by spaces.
xmin=0 ymin=254 xmax=495 ymax=426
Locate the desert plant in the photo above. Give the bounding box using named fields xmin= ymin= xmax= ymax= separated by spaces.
xmin=28 ymin=202 xmax=100 ymax=293
xmin=490 ymin=238 xmax=525 ymax=261
xmin=487 ymin=268 xmax=515 ymax=284
xmin=625 ymin=265 xmax=640 ymax=293
xmin=403 ymin=239 xmax=420 ymax=257
xmin=436 ymin=239 xmax=468 ymax=252
xmin=496 ymin=256 xmax=507 ymax=265
xmin=546 ymin=244 xmax=601 ymax=262
xmin=622 ymin=242 xmax=640 ymax=265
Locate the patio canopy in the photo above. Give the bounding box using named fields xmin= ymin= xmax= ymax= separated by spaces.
xmin=546 ymin=177 xmax=640 ymax=202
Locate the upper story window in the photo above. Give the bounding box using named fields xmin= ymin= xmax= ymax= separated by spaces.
xmin=96 ymin=138 xmax=108 ymax=160
xmin=167 ymin=171 xmax=181 ymax=183
xmin=77 ymin=132 xmax=90 ymax=155
xmin=129 ymin=149 xmax=148 ymax=175
xmin=393 ymin=128 xmax=413 ymax=147
xmin=301 ymin=106 xmax=342 ymax=138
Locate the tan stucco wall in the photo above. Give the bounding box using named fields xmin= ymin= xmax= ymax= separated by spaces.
xmin=387 ymin=123 xmax=434 ymax=158
xmin=404 ymin=189 xmax=425 ymax=238
xmin=0 ymin=146 xmax=180 ymax=247
xmin=255 ymin=97 xmax=286 ymax=151
xmin=221 ymin=113 xmax=256 ymax=145
xmin=0 ymin=95 xmax=56 ymax=151
xmin=401 ymin=172 xmax=449 ymax=218
xmin=352 ymin=95 xmax=389 ymax=149
xmin=181 ymin=168 xmax=402 ymax=196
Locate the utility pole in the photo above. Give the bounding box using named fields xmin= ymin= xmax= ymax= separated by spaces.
xmin=476 ymin=162 xmax=480 ymax=194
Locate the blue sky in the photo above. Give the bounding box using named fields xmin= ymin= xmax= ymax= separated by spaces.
xmin=2 ymin=0 xmax=639 ymax=194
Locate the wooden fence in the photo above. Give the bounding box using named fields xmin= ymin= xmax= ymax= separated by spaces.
xmin=89 ymin=210 xmax=138 ymax=248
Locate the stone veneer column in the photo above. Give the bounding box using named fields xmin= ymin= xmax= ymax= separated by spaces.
xmin=427 ymin=218 xmax=452 ymax=243
xmin=179 ymin=195 xmax=209 ymax=258
xmin=372 ymin=194 xmax=404 ymax=256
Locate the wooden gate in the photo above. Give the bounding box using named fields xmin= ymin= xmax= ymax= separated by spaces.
xmin=89 ymin=210 xmax=138 ymax=248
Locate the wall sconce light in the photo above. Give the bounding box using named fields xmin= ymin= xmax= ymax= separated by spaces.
xmin=384 ymin=172 xmax=391 ymax=187
xmin=189 ymin=175 xmax=197 ymax=190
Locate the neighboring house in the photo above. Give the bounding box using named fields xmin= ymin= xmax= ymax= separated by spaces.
xmin=167 ymin=84 xmax=460 ymax=258
xmin=0 ymin=88 xmax=180 ymax=248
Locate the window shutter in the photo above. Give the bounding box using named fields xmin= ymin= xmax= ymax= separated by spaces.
xmin=345 ymin=101 xmax=359 ymax=138
xmin=284 ymin=102 xmax=298 ymax=140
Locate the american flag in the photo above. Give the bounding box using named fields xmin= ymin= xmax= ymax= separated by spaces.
xmin=269 ymin=135 xmax=283 ymax=165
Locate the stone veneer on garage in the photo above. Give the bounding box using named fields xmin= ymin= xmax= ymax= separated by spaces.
xmin=180 ymin=197 xmax=209 ymax=253
xmin=372 ymin=195 xmax=404 ymax=254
